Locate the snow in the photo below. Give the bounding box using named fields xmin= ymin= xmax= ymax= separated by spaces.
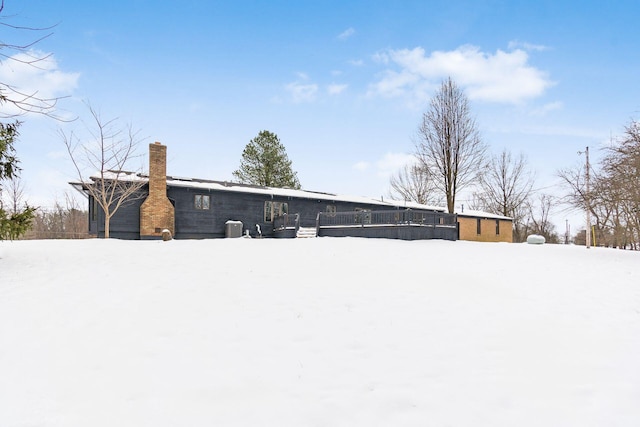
xmin=456 ymin=208 xmax=513 ymax=220
xmin=1 ymin=238 xmax=639 ymax=426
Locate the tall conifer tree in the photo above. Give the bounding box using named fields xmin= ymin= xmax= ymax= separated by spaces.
xmin=233 ymin=130 xmax=301 ymax=189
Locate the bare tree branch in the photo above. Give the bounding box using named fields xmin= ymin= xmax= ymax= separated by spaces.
xmin=0 ymin=3 xmax=69 ymax=119
xmin=388 ymin=161 xmax=440 ymax=205
xmin=473 ymin=149 xmax=535 ymax=242
xmin=558 ymin=119 xmax=640 ymax=249
xmin=63 ymin=104 xmax=147 ymax=238
xmin=415 ymin=77 xmax=487 ymax=213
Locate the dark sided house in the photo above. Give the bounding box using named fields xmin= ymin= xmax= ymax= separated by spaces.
xmin=71 ymin=142 xmax=460 ymax=241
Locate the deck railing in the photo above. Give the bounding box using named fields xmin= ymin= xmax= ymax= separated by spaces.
xmin=317 ymin=209 xmax=457 ymax=228
xmin=273 ymin=213 xmax=300 ymax=231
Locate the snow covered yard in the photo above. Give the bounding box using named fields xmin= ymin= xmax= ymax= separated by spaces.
xmin=1 ymin=238 xmax=639 ymax=427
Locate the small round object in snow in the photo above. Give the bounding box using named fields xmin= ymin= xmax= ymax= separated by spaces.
xmin=527 ymin=234 xmax=545 ymax=244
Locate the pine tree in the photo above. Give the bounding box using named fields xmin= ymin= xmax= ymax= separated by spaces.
xmin=0 ymin=121 xmax=35 ymax=240
xmin=233 ymin=130 xmax=301 ymax=189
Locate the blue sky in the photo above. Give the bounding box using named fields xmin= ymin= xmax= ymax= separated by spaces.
xmin=3 ymin=0 xmax=639 ymax=230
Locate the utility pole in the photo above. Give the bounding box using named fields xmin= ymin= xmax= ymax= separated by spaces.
xmin=581 ymin=146 xmax=591 ymax=249
xmin=578 ymin=146 xmax=591 ymax=249
xmin=586 ymin=146 xmax=591 ymax=249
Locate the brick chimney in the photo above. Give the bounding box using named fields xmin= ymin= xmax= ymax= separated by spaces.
xmin=140 ymin=142 xmax=175 ymax=239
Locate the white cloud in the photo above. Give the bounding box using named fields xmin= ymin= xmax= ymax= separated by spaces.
xmin=349 ymin=59 xmax=364 ymax=67
xmin=338 ymin=27 xmax=355 ymax=41
xmin=327 ymin=83 xmax=348 ymax=95
xmin=369 ymin=45 xmax=554 ymax=104
xmin=0 ymin=50 xmax=80 ymax=116
xmin=285 ymin=79 xmax=318 ymax=103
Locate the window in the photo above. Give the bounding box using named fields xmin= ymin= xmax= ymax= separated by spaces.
xmin=90 ymin=196 xmax=98 ymax=221
xmin=264 ymin=201 xmax=288 ymax=222
xmin=495 ymin=219 xmax=500 ymax=235
xmin=264 ymin=201 xmax=272 ymax=222
xmin=326 ymin=205 xmax=337 ymax=217
xmin=195 ymin=194 xmax=210 ymax=210
xmin=476 ymin=218 xmax=481 ymax=235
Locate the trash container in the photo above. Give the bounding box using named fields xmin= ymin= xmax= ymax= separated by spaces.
xmin=225 ymin=220 xmax=243 ymax=238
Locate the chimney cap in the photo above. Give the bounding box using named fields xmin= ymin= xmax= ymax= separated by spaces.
xmin=153 ymin=141 xmax=162 ymax=145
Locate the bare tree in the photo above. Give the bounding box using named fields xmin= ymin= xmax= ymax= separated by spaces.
xmin=0 ymin=1 xmax=66 ymax=118
xmin=26 ymin=192 xmax=88 ymax=239
xmin=558 ymin=120 xmax=640 ymax=249
xmin=526 ymin=193 xmax=559 ymax=243
xmin=415 ymin=77 xmax=487 ymax=213
xmin=474 ymin=149 xmax=535 ymax=242
xmin=388 ymin=162 xmax=440 ymax=205
xmin=600 ymin=120 xmax=640 ymax=249
xmin=63 ymin=105 xmax=146 ymax=238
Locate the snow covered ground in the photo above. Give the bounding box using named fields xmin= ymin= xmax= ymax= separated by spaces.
xmin=1 ymin=238 xmax=639 ymax=427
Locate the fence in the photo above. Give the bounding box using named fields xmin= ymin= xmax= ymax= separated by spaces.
xmin=317 ymin=209 xmax=457 ymax=228
xmin=273 ymin=213 xmax=300 ymax=231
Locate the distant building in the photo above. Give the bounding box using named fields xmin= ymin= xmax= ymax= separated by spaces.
xmin=457 ymin=210 xmax=514 ymax=243
xmin=71 ymin=142 xmax=512 ymax=242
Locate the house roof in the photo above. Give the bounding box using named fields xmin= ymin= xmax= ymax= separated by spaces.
xmin=161 ymin=174 xmax=447 ymax=212
xmin=71 ymin=171 xmax=512 ymax=221
xmin=455 ymin=209 xmax=512 ymax=221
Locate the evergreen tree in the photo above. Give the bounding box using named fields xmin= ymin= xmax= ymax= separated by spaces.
xmin=0 ymin=121 xmax=35 ymax=240
xmin=233 ymin=130 xmax=301 ymax=189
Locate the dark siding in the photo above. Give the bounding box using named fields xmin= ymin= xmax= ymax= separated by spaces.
xmin=170 ymin=187 xmax=218 ymax=238
xmin=167 ymin=186 xmax=425 ymax=239
xmin=92 ymin=191 xmax=146 ymax=239
xmin=89 ymin=183 xmax=444 ymax=240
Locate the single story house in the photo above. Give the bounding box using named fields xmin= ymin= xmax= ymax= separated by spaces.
xmin=71 ymin=142 xmax=512 ymax=242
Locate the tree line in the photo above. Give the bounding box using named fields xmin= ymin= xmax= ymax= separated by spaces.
xmin=388 ymin=77 xmax=560 ymax=243
xmin=558 ymin=121 xmax=640 ymax=249
xmin=388 ymin=77 xmax=638 ymax=247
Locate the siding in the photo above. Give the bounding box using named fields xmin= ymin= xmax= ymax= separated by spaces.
xmin=458 ymin=216 xmax=513 ymax=243
xmin=95 ymin=183 xmax=446 ymax=240
xmin=91 ymin=191 xmax=145 ymax=239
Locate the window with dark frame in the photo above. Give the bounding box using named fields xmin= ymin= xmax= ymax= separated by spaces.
xmin=264 ymin=201 xmax=288 ymax=222
xmin=194 ymin=194 xmax=210 ymax=210
xmin=264 ymin=201 xmax=272 ymax=222
xmin=477 ymin=218 xmax=481 ymax=235
xmin=495 ymin=219 xmax=500 ymax=235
